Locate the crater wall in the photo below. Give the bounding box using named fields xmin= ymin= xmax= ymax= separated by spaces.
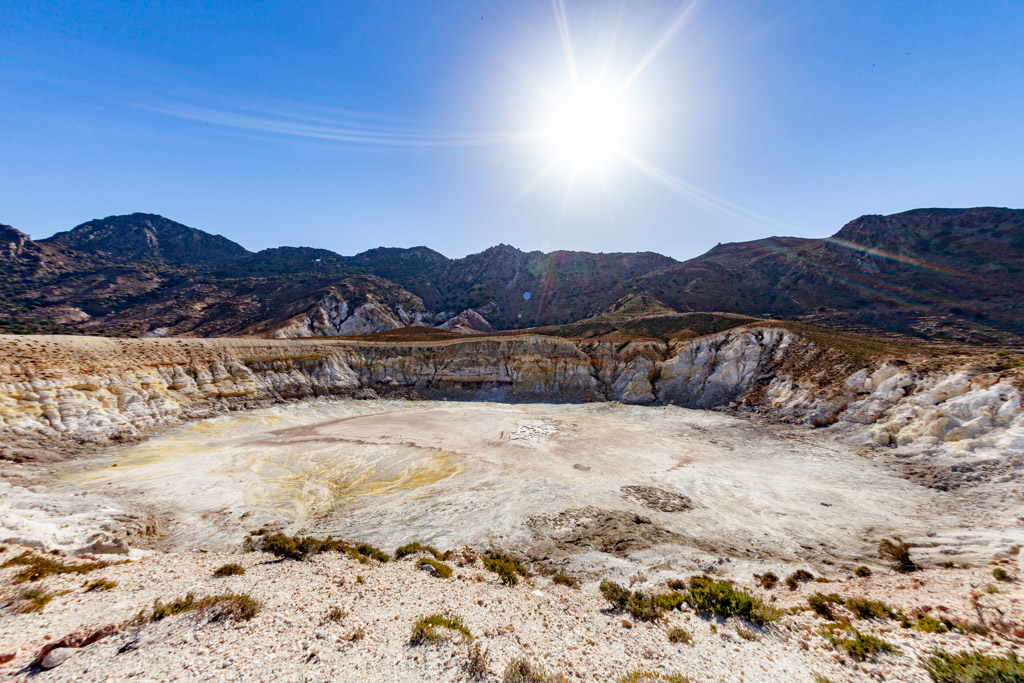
xmin=0 ymin=328 xmax=1021 ymax=461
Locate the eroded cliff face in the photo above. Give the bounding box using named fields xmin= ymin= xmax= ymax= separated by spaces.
xmin=1 ymin=328 xmax=1021 ymax=461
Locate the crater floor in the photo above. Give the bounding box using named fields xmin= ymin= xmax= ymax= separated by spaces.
xmin=56 ymin=400 xmax=1014 ymax=578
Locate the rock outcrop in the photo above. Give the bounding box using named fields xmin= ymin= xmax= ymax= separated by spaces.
xmin=0 ymin=327 xmax=1021 ymax=461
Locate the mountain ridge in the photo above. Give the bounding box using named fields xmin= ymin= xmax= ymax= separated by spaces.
xmin=2 ymin=207 xmax=1022 ymax=344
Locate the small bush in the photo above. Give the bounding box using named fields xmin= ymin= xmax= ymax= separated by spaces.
xmin=854 ymin=566 xmax=873 ymax=577
xmin=913 ymin=613 xmax=949 ymax=633
xmin=878 ymin=537 xmax=918 ymax=573
xmin=924 ymin=650 xmax=1024 ymax=682
xmin=12 ymin=587 xmax=56 ymax=613
xmin=956 ymin=622 xmax=991 ymax=636
xmin=599 ymin=580 xmax=682 ymax=622
xmin=395 ymin=542 xmax=442 ymax=560
xmin=808 ymin=593 xmax=844 ymax=620
xmin=84 ymin=578 xmax=117 ymax=592
xmin=410 ymin=613 xmax=473 ymax=645
xmin=484 ymin=552 xmax=529 ymax=587
xmin=666 ymin=578 xmax=687 ymax=591
xmin=465 ymin=641 xmax=490 ymax=679
xmin=686 ymin=575 xmax=777 ymax=625
xmin=135 ymin=592 xmax=261 ymax=624
xmin=667 ymin=627 xmax=691 ymax=644
xmin=819 ymin=624 xmax=899 ymax=660
xmin=617 ymin=672 xmax=691 ymax=682
xmin=255 ymin=533 xmax=389 ymax=563
xmin=213 ymin=563 xmax=245 ymax=577
xmin=845 ymin=597 xmax=896 ymax=620
xmin=754 ymin=572 xmax=778 ymax=589
xmin=326 ymin=606 xmax=347 ymax=622
xmin=552 ymin=574 xmax=579 ymax=589
xmin=416 ymin=558 xmax=453 ymax=578
xmin=2 ymin=552 xmax=108 ymax=583
xmin=502 ymin=656 xmax=566 ymax=683
xmin=355 ymin=543 xmax=390 ymax=563
xmin=786 ymin=569 xmax=815 ymax=590
xmin=992 ymin=567 xmax=1012 ymax=582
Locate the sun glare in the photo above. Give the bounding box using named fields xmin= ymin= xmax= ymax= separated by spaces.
xmin=545 ymin=83 xmax=631 ymax=171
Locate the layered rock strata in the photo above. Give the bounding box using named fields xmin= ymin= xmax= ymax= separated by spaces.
xmin=0 ymin=327 xmax=1021 ymax=460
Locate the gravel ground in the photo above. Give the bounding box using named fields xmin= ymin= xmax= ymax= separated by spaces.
xmin=0 ymin=544 xmax=1020 ymax=682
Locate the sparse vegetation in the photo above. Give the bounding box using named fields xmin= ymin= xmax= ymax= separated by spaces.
xmin=923 ymin=649 xmax=1024 ymax=682
xmin=617 ymin=672 xmax=691 ymax=683
xmin=11 ymin=586 xmax=58 ymax=613
xmin=786 ymin=569 xmax=815 ymax=590
xmin=410 ymin=613 xmax=473 ymax=645
xmin=134 ymin=592 xmax=261 ymax=624
xmin=855 ymin=566 xmax=873 ymax=577
xmin=465 ymin=641 xmax=490 ymax=679
xmin=84 ymin=578 xmax=117 ymax=592
xmin=879 ymin=537 xmax=918 ymax=573
xmin=685 ymin=575 xmax=778 ymax=626
xmin=213 ymin=563 xmax=245 ymax=577
xmin=551 ymin=573 xmax=579 ymax=589
xmin=912 ymin=613 xmax=950 ymax=633
xmin=253 ymin=533 xmax=389 ymax=563
xmin=502 ymin=656 xmax=567 ymax=683
xmin=599 ymin=580 xmax=684 ymax=623
xmin=326 ymin=606 xmax=347 ymax=622
xmin=395 ymin=542 xmax=443 ymax=560
xmin=754 ymin=572 xmax=779 ymax=589
xmin=2 ymin=552 xmax=108 ymax=583
xmin=819 ymin=623 xmax=899 ymax=660
xmin=667 ymin=627 xmax=691 ymax=644
xmin=484 ymin=552 xmax=529 ymax=587
xmin=807 ymin=593 xmax=844 ymax=620
xmin=992 ymin=567 xmax=1012 ymax=582
xmin=845 ymin=597 xmax=897 ymax=620
xmin=416 ymin=557 xmax=453 ymax=578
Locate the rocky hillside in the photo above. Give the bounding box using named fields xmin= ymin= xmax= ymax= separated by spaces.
xmin=1 ymin=208 xmax=1022 ymax=343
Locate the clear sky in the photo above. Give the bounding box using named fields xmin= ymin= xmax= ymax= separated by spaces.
xmin=1 ymin=1 xmax=1022 ymax=259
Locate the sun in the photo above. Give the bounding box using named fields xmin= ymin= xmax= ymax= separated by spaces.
xmin=545 ymin=82 xmax=631 ymax=171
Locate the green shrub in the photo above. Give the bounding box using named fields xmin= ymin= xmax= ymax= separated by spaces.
xmin=502 ymin=656 xmax=566 ymax=683
xmin=410 ymin=613 xmax=473 ymax=645
xmin=913 ymin=613 xmax=949 ymax=633
xmin=754 ymin=572 xmax=778 ymax=589
xmin=395 ymin=542 xmax=442 ymax=560
xmin=84 ymin=578 xmax=117 ymax=591
xmin=878 ymin=537 xmax=918 ymax=573
xmin=552 ymin=574 xmax=579 ymax=589
xmin=2 ymin=552 xmax=109 ymax=583
xmin=465 ymin=641 xmax=490 ymax=679
xmin=855 ymin=566 xmax=873 ymax=578
xmin=845 ymin=597 xmax=896 ymax=620
xmin=923 ymin=650 xmax=1024 ymax=682
xmin=667 ymin=627 xmax=691 ymax=644
xmin=598 ymin=581 xmax=684 ymax=622
xmin=135 ymin=592 xmax=261 ymax=624
xmin=484 ymin=552 xmax=529 ymax=587
xmin=416 ymin=558 xmax=453 ymax=578
xmin=992 ymin=567 xmax=1012 ymax=582
xmin=786 ymin=569 xmax=815 ymax=590
xmin=686 ymin=575 xmax=778 ymax=625
xmin=12 ymin=587 xmax=57 ymax=613
xmin=213 ymin=563 xmax=245 ymax=577
xmin=254 ymin=533 xmax=389 ymax=563
xmin=617 ymin=672 xmax=691 ymax=682
xmin=808 ymin=593 xmax=844 ymax=620
xmin=819 ymin=624 xmax=899 ymax=660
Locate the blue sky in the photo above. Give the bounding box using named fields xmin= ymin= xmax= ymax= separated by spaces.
xmin=1 ymin=1 xmax=1022 ymax=259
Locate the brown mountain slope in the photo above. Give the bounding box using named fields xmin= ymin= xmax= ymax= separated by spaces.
xmin=1 ymin=207 xmax=1022 ymax=344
